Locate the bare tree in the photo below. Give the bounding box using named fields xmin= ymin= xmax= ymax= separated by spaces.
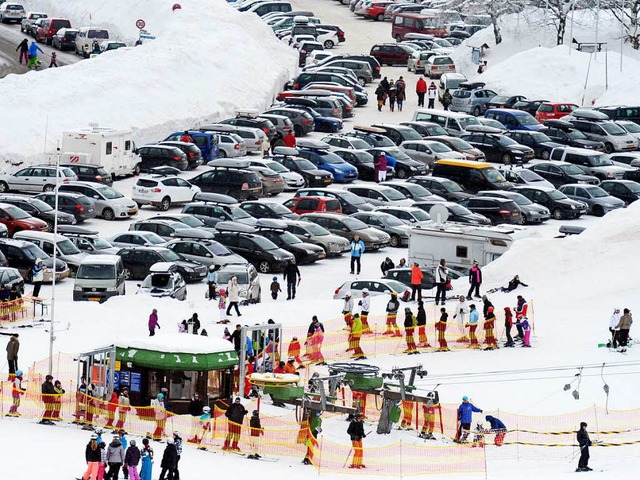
xmin=452 ymin=0 xmax=526 ymax=44
xmin=604 ymin=0 xmax=640 ymax=49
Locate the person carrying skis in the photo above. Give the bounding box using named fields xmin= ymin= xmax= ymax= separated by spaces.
xmin=16 ymin=38 xmax=28 ymax=64
xmin=384 ymin=292 xmax=401 ymax=336
xmin=576 ymin=422 xmax=593 ymax=472
xmin=349 ymin=313 xmax=366 ymax=360
xmin=456 ymin=397 xmax=482 ymax=443
xmin=609 ymin=307 xmax=621 ymax=348
xmin=347 ymin=413 xmax=367 ymax=469
xmin=453 ymin=295 xmax=469 ymax=342
xmin=159 ymin=438 xmax=178 ymax=480
xmin=27 ymin=40 xmax=43 ymax=69
xmin=82 ymin=434 xmax=101 ymax=480
xmin=467 ymin=304 xmax=480 ymax=349
xmin=485 ymin=415 xmax=507 ymax=446
xmin=342 ymin=291 xmax=354 ymax=329
xmin=359 ymin=288 xmax=372 ymax=334
xmin=416 ymin=300 xmax=430 ymax=347
xmin=403 ymin=307 xmax=418 ymax=354
xmin=435 ymin=308 xmax=449 ymax=352
xmin=139 ymin=438 xmax=153 ymax=480
xmin=8 ymin=369 xmax=25 ymax=416
xmin=223 ymin=397 xmax=248 ymax=451
xmin=248 ymin=410 xmax=264 ymax=459
xmin=467 ymin=261 xmax=482 ymax=300
xmin=483 ymin=306 xmax=498 ymax=350
xmin=503 ymin=307 xmax=514 ymax=347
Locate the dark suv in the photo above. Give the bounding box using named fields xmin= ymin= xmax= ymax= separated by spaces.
xmin=369 ymin=43 xmax=412 ymax=66
xmin=371 ymin=124 xmax=423 ymax=146
xmin=189 ymin=167 xmax=262 ymax=200
xmin=527 ymin=162 xmax=599 ymax=188
xmin=539 ymin=120 xmax=604 ymax=151
xmin=60 ymin=163 xmax=113 ymax=185
xmin=0 ymin=239 xmax=68 ymax=282
xmin=116 ymin=246 xmax=207 ymax=281
xmin=213 ymin=227 xmax=294 ymax=273
xmin=182 ymin=201 xmax=257 ymax=227
xmin=268 ymin=153 xmax=333 ymax=187
xmin=255 ymin=226 xmax=325 ymax=265
xmin=220 ymin=116 xmax=277 ymax=141
xmin=136 ymin=145 xmax=189 ymax=172
xmin=459 ymin=197 xmax=523 ymax=225
xmin=511 ymin=186 xmax=587 ymax=220
xmin=317 ymin=54 xmax=381 ymax=79
xmin=34 ymin=192 xmax=97 ymax=223
xmin=158 ymin=141 xmax=203 ymax=170
xmin=407 ymin=176 xmax=473 ymax=202
xmin=0 ymin=194 xmax=77 ymax=228
xmin=460 ymin=132 xmax=535 ymax=164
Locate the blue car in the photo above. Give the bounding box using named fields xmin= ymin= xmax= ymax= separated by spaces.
xmin=484 ymin=109 xmax=542 ymax=131
xmin=296 ymin=139 xmax=358 ymax=183
xmin=164 ymin=131 xmax=220 ymax=162
xmin=292 ymin=105 xmax=343 ymax=134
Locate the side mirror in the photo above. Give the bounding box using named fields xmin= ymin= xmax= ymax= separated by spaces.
xmin=136 ymin=284 xmax=141 ymax=287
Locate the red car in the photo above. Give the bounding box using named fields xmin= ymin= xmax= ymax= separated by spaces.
xmin=36 ymin=18 xmax=71 ymax=45
xmin=283 ymin=196 xmax=342 ymax=215
xmin=0 ymin=203 xmax=49 ymax=237
xmin=535 ymin=102 xmax=579 ymax=122
xmin=364 ymin=1 xmax=396 ymax=21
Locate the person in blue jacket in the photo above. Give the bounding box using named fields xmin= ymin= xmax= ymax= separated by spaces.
xmin=350 ymin=235 xmax=365 ymax=275
xmin=485 ymin=415 xmax=507 ymax=446
xmin=384 ymin=154 xmax=396 ymax=169
xmin=27 ymin=40 xmax=43 ymax=69
xmin=457 ymin=396 xmax=482 ymax=443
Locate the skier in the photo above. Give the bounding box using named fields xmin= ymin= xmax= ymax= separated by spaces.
xmin=416 ymin=77 xmax=427 ymax=107
xmin=27 ymin=40 xmax=43 ymax=69
xmin=8 ymin=369 xmax=25 ymax=416
xmin=248 ymin=410 xmax=264 ymax=459
xmin=467 ymin=261 xmax=482 ymax=300
xmin=616 ymin=308 xmax=633 ymax=350
xmin=302 ymin=410 xmax=321 ymax=465
xmin=499 ymin=275 xmax=528 ymax=293
xmin=342 ymin=291 xmax=354 ymax=329
xmin=359 ymin=288 xmax=372 ymax=334
xmin=419 ymin=402 xmax=437 ymax=440
xmin=435 ymin=308 xmax=449 ymax=352
xmin=139 ymin=439 xmax=153 ymax=480
xmin=124 ymin=440 xmax=141 ymax=480
xmin=435 ymin=259 xmax=448 ymax=306
xmin=52 ymin=379 xmax=65 ymax=420
xmin=32 ymin=258 xmax=44 ymax=297
xmin=350 ymin=313 xmax=366 ymax=360
xmin=172 ymin=432 xmax=182 ymax=480
xmin=6 ymin=333 xmax=19 ymax=379
xmin=223 ymin=397 xmax=248 ymax=451
xmin=521 ymin=317 xmax=532 ymax=347
xmin=453 ymin=295 xmax=469 ymax=342
xmin=218 ymin=289 xmax=228 ymax=323
xmin=410 ymin=262 xmax=423 ymax=301
xmin=483 ymin=306 xmax=498 ymax=350
xmin=159 ymin=438 xmax=178 ymax=480
xmin=347 ymin=413 xmax=367 ymax=468
xmin=467 ymin=304 xmax=480 ymax=349
xmin=349 ymin=235 xmax=365 ymax=275
xmin=456 ymin=397 xmax=482 ymax=443
xmin=82 ymin=434 xmax=101 ymax=480
xmin=283 ymin=259 xmax=301 ymax=300
xmin=400 ymin=400 xmax=413 ymax=429
xmin=287 ymin=336 xmax=303 ymax=368
xmin=40 ymin=374 xmax=56 ymax=424
xmin=576 ymin=422 xmax=593 ymax=472
xmin=416 ymin=300 xmax=430 ymax=347
xmin=609 ymin=307 xmax=621 ymax=348
xmin=514 ymin=295 xmax=528 ymax=341
xmin=105 ymin=434 xmax=125 ymax=480
xmin=384 ymin=292 xmax=401 ymax=336
xmin=403 ymin=307 xmax=418 ymax=354
xmin=504 ymin=307 xmax=514 ymax=347
xmin=104 ymin=390 xmax=118 ymax=428
xmin=485 ymin=415 xmax=507 ymax=446
xmin=115 ymin=388 xmax=130 ymax=430
xmin=16 ymin=38 xmax=28 ymax=64
xmin=270 ymin=276 xmax=281 ymax=300
xmin=482 ymin=295 xmax=494 ymax=318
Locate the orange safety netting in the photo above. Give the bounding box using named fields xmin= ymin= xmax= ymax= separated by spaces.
xmin=0 ymin=298 xmax=35 ymax=324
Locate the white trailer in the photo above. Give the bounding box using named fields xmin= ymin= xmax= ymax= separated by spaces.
xmin=408 ymin=223 xmax=536 ymax=270
xmin=60 ymin=125 xmax=141 ymax=178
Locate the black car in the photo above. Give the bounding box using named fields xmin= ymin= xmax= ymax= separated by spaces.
xmin=383 ymin=267 xmax=436 ymax=290
xmin=539 ymin=120 xmax=605 ymax=151
xmin=504 ymin=130 xmax=563 ymax=160
xmin=600 ymin=180 xmax=640 ymax=204
xmin=158 ymin=141 xmax=203 ymax=170
xmin=0 ymin=239 xmax=68 ymax=282
xmin=511 ymin=186 xmax=587 ymax=220
xmin=460 ymin=133 xmax=535 ymax=164
xmin=399 ymin=121 xmax=449 ymax=138
xmin=345 ymin=130 xmax=396 ymax=149
xmin=365 ymin=148 xmax=428 ymax=179
xmin=213 ymin=226 xmax=295 ymax=273
xmin=136 ymin=145 xmax=189 ymax=172
xmin=220 ymin=116 xmax=277 ymax=141
xmin=333 ymin=149 xmax=394 ymax=182
xmin=239 ymin=201 xmax=299 ymax=220
xmin=294 ymin=187 xmax=374 ymax=214
xmin=0 ymin=194 xmax=77 ymax=228
xmin=458 ymin=197 xmax=523 ymax=225
xmin=60 ymin=163 xmax=113 ymax=185
xmin=484 ymin=95 xmax=527 ymax=111
xmin=189 ymin=167 xmax=262 ymax=200
xmin=407 ymin=176 xmax=473 ymax=202
xmin=269 ymin=154 xmax=333 ymax=187
xmin=527 ymin=162 xmax=600 ymax=188
xmin=255 ymin=227 xmax=325 ymax=265
xmin=513 ymin=99 xmax=549 ymax=116
xmin=34 ymin=192 xmax=97 ymax=223
xmin=116 ymin=246 xmax=207 ymax=281
xmin=413 ymin=201 xmax=491 ymax=225
xmin=182 ymin=201 xmax=257 ymax=227
xmin=52 ymin=28 xmax=78 ymax=50
xmin=371 ymin=124 xmax=423 ymax=146
xmin=0 ymin=266 xmax=24 ymax=294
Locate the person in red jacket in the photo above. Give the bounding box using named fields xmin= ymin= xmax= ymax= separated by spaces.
xmin=410 ymin=262 xmax=423 ymax=301
xmin=283 ymin=131 xmax=296 ymax=148
xmin=416 ymin=78 xmax=427 ymax=107
xmin=105 ymin=390 xmax=119 ymax=428
xmin=504 ymin=307 xmax=514 ymax=347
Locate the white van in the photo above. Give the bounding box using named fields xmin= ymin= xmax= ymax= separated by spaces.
xmin=73 ymin=255 xmax=125 ymax=302
xmin=13 ymin=231 xmax=87 ymax=275
xmin=75 ymin=27 xmax=109 ymax=55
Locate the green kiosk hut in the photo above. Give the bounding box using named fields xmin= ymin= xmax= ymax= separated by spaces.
xmin=78 ymin=333 xmax=239 ymax=414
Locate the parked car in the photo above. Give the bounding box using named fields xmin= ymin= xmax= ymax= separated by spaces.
xmin=59 ymin=227 xmax=119 ymax=255
xmin=255 ymin=221 xmax=326 ymax=264
xmin=300 ymin=212 xmax=390 ymax=250
xmin=458 ymin=197 xmax=523 ymax=225
xmin=484 ymin=109 xmax=542 ymax=131
xmin=350 ymin=211 xmax=411 ymax=247
xmin=117 ymin=246 xmax=207 ymax=282
xmin=239 ymin=201 xmax=299 ymax=220
xmin=0 ymin=203 xmax=49 ymax=237
xmin=132 ymin=175 xmax=201 ymax=211
xmin=450 ymin=82 xmax=498 ymax=116
xmin=12 ymin=231 xmax=86 ymax=274
xmin=428 ymin=136 xmax=486 ymax=161
xmin=460 ymin=132 xmax=535 ymax=164
xmin=498 ymin=167 xmax=555 ymax=189
xmin=380 ymin=181 xmax=445 ymax=202
xmin=182 ymin=196 xmax=257 ymax=227
xmin=511 ymin=186 xmax=587 ymax=220
xmin=51 ymin=27 xmax=78 ymax=50
xmin=36 ymin=18 xmax=72 ymax=44
xmin=0 ymin=266 xmax=24 ymax=294
xmin=136 ymin=262 xmax=187 ymax=301
xmin=283 ymin=196 xmax=342 ymax=215
xmin=220 ymin=113 xmax=277 ymax=141
xmin=599 ymin=180 xmax=640 ymax=204
xmin=294 ymin=187 xmax=375 ymax=214
xmin=0 ymin=194 xmax=77 ymax=229
xmin=33 ymin=191 xmax=96 ymax=223
xmin=565 ymin=110 xmax=637 ymax=153
xmin=549 ymin=147 xmax=627 ymax=180
xmin=558 ymin=184 xmax=625 ymax=216
xmin=333 ymin=278 xmax=411 ymax=300
xmin=268 ymin=149 xmax=334 ymax=187
xmin=136 ymin=145 xmax=189 ymax=172
xmin=0 ymin=238 xmax=69 ymax=282
xmin=374 ymin=206 xmax=431 ymax=225
xmin=189 ymin=164 xmax=262 ymax=200
xmin=165 ymin=238 xmax=246 ymax=268
xmin=216 ymin=263 xmax=261 ymax=303
xmin=74 ymin=27 xmax=109 ymax=55
xmin=504 ymin=130 xmax=563 ymax=160
xmin=0 ymin=2 xmax=25 ymax=23
xmin=282 ymin=219 xmax=350 ymax=256
xmin=513 ymin=99 xmax=549 ymax=116
xmin=398 ymin=121 xmax=449 ymax=139
xmin=476 ymin=190 xmax=550 ymax=224
xmin=332 ymin=149 xmax=394 ymax=182
xmin=369 ymin=43 xmax=413 ymax=66
xmin=58 ymin=182 xmax=138 ymax=220
xmin=365 ymin=147 xmax=428 ymax=179
xmin=399 ymin=139 xmax=466 ymax=167
xmin=108 ymin=231 xmax=167 ymax=248
xmin=60 ymin=163 xmax=112 ymax=186
xmin=407 ymin=176 xmax=473 ymax=202
xmin=296 ymin=140 xmax=358 ymax=182
xmin=130 ymin=218 xmax=213 ymax=241
xmin=383 ymin=267 xmax=436 ymax=290
xmin=527 ymin=161 xmax=600 ymax=188
xmin=413 ymin=200 xmax=490 ymax=225
xmin=0 ymin=166 xmax=77 ymax=194
xmin=539 ymin=120 xmax=605 ymax=151
xmin=535 ymin=102 xmax=579 ymax=122
xmin=343 ymin=185 xmax=414 ymax=207
xmin=158 ymin=141 xmax=204 ymax=170
xmin=20 ymin=11 xmax=46 ymax=32
xmin=424 ymin=55 xmax=455 ymax=78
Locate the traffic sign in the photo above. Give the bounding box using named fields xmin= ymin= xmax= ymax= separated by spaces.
xmin=135 ymin=19 xmax=146 ymax=30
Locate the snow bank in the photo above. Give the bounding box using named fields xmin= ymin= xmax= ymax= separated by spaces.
xmin=0 ymin=0 xmax=297 ymax=165
xmin=115 ymin=333 xmax=235 ymax=354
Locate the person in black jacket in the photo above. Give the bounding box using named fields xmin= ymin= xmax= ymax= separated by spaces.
xmin=416 ymin=300 xmax=429 ymax=347
xmin=159 ymin=438 xmax=178 ymax=480
xmin=82 ymin=435 xmax=101 ymax=480
xmin=229 ymin=324 xmax=243 ymax=355
xmin=576 ymin=422 xmax=593 ymax=472
xmin=223 ymin=397 xmax=248 ymax=451
xmin=482 ymin=295 xmax=494 ymax=318
xmin=380 ymin=257 xmax=395 ymax=275
xmin=189 ymin=393 xmax=204 ymax=417
xmin=16 ymin=38 xmax=28 ymax=64
xmin=500 ymin=275 xmax=528 ymax=293
xmin=40 ymin=374 xmax=56 ymax=425
xmin=283 ymin=260 xmax=301 ymax=300
xmin=347 ymin=413 xmax=366 ymax=468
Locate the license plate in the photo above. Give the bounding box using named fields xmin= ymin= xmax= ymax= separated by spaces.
xmin=138 ymin=188 xmax=149 ymax=194
xmin=128 ymin=209 xmax=138 ymax=215
xmin=513 ymin=212 xmax=519 ymax=216
xmin=323 ymin=179 xmax=331 ymax=183
xmin=88 ymin=297 xmax=101 ymax=302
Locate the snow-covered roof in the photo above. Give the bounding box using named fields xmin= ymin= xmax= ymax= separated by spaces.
xmin=115 ymin=333 xmax=234 ymax=355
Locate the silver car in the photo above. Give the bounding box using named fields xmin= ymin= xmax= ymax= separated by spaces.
xmin=399 ymin=140 xmax=466 ymax=167
xmin=559 ymin=184 xmax=625 ymax=216
xmin=283 ymin=219 xmax=350 ymax=256
xmin=332 ymin=278 xmax=411 ymax=300
xmin=58 ymin=182 xmax=138 ymax=220
xmin=374 ymin=206 xmax=432 ymax=225
xmin=350 ymin=211 xmax=411 ymax=248
xmin=425 ymin=55 xmax=456 ymax=79
xmin=0 ymin=166 xmax=77 ymax=194
xmin=165 ymin=238 xmax=247 ymax=267
xmin=476 ymin=190 xmax=550 ymax=224
xmin=218 ymin=133 xmax=248 ymax=158
xmin=217 ymin=263 xmax=261 ymax=304
xmin=200 ymin=124 xmax=263 ymax=154
xmin=0 ymin=2 xmax=25 ymax=23
xmin=108 ymin=231 xmax=167 ymax=248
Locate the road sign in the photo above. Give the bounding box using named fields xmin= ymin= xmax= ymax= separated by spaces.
xmin=136 ymin=19 xmax=146 ymax=30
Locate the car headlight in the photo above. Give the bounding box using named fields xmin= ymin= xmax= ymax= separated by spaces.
xmin=314 ymin=176 xmax=321 ymax=180
xmin=74 ymin=286 xmax=82 ymax=291
xmin=570 ymin=205 xmax=576 ymax=209
xmin=606 ymin=172 xmax=614 ymax=178
xmin=183 ymin=267 xmax=195 ymax=273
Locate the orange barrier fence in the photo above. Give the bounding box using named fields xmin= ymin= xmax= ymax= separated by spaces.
xmin=0 ymin=298 xmax=33 ymax=324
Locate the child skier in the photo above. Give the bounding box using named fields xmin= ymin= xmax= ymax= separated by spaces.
xmin=521 ymin=317 xmax=531 ymax=347
xmin=287 ymin=337 xmax=303 ymax=368
xmin=270 ymin=276 xmax=281 ymax=300
xmin=416 ymin=300 xmax=430 ymax=347
xmin=435 ymin=308 xmax=449 ymax=352
xmin=403 ymin=307 xmax=418 ymax=354
xmin=467 ymin=304 xmax=480 ymax=349
xmin=504 ymin=307 xmax=514 ymax=347
xmin=248 ymin=410 xmax=264 ymax=459
xmin=49 ymin=52 xmax=58 ymax=68
xmin=483 ymin=306 xmax=498 ymax=350
xmin=384 ymin=292 xmax=401 ymax=336
xmin=419 ymin=403 xmax=437 ymax=440
xmin=8 ymin=369 xmax=25 ymax=416
xmin=349 ymin=313 xmax=366 ymax=360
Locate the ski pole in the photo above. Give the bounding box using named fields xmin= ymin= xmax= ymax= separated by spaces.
xmin=342 ymin=448 xmax=353 ymax=468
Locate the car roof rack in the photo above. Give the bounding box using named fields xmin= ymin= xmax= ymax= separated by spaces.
xmin=283 ymin=97 xmax=318 ymax=108
xmin=207 ymin=158 xmax=252 ymax=169
xmin=192 ymin=192 xmax=237 ymax=205
xmin=570 ymin=109 xmax=609 ymax=121
xmin=235 ymin=108 xmax=260 ymax=119
xmin=215 ymin=221 xmax=257 ymax=234
xmin=273 ymin=146 xmax=300 ymax=156
xmin=459 ymin=82 xmax=486 ymax=90
xmin=543 ymin=119 xmax=573 ymax=129
xmin=254 ymin=218 xmax=288 ymax=231
xmin=296 ymin=138 xmax=330 ymax=150
xmin=558 ymin=225 xmax=586 ymax=236
xmin=56 ymin=225 xmax=100 ymax=236
xmin=353 ymin=125 xmax=386 ymax=134
xmin=465 ymin=125 xmax=504 ymax=134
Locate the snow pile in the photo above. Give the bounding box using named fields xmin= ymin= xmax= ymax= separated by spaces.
xmin=116 ymin=333 xmax=235 ymax=354
xmin=0 ymin=0 xmax=297 ymax=165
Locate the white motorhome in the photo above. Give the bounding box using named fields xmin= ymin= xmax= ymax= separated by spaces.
xmin=408 ymin=223 xmax=536 ymax=269
xmin=60 ymin=125 xmax=141 ymax=178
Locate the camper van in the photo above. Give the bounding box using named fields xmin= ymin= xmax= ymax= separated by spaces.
xmin=60 ymin=125 xmax=141 ymax=179
xmin=407 ymin=223 xmax=535 ymax=270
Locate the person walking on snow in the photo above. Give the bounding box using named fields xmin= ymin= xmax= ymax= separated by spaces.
xmin=388 ymin=82 xmax=397 ymax=112
xmin=16 ymin=38 xmax=28 ymax=64
xmin=442 ymin=88 xmax=452 ymax=111
xmin=467 ymin=304 xmax=480 ymax=348
xmin=148 ymin=309 xmax=160 ymax=336
xmin=206 ymin=265 xmax=218 ymax=300
xmin=359 ymin=288 xmax=372 ymax=334
xmin=375 ymin=83 xmax=387 ymax=112
xmin=350 ymin=235 xmax=365 ymax=275
xmin=226 ymin=276 xmax=241 ymax=317
xmin=384 ymin=292 xmax=401 ymax=336
xmin=576 ymin=422 xmax=593 ymax=472
xmin=416 ymin=300 xmax=430 ymax=347
xmin=396 ymin=77 xmax=406 ymax=112
xmin=403 ymin=307 xmax=418 ymax=354
xmin=410 ymin=262 xmax=423 ymax=301
xmin=105 ymin=435 xmax=125 ymax=480
xmin=27 ymin=40 xmax=43 ymax=69
xmin=453 ymin=295 xmax=469 ymax=342
xmin=503 ymin=307 xmax=514 ymax=347
xmin=82 ymin=434 xmax=101 ymax=480
xmin=32 ymin=258 xmax=44 ymax=297
xmin=609 ymin=307 xmax=621 ymax=348
xmin=139 ymin=439 xmax=153 ymax=480
xmin=6 ymin=333 xmax=19 ymax=379
xmin=416 ymin=77 xmax=427 ymax=107
xmin=375 ymin=153 xmax=387 ymax=182
xmin=435 ymin=258 xmax=448 ymax=306
xmin=427 ymin=82 xmax=437 ymax=109
xmin=467 ymin=261 xmax=482 ymax=300
xmin=124 ymin=440 xmax=141 ymax=480
xmin=270 ymin=276 xmax=281 ymax=300
xmin=616 ymin=308 xmax=633 ymax=350
xmin=49 ymin=51 xmax=58 ymax=68
xmin=158 ymin=438 xmax=177 ymax=480
xmin=456 ymin=397 xmax=482 ymax=443
xmin=283 ymin=259 xmax=301 ymax=300
xmin=218 ymin=289 xmax=228 ymax=323
xmin=223 ymin=397 xmax=248 ymax=451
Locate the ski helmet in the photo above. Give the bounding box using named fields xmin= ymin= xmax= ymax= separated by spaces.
xmin=272 ymin=276 xmax=277 ymax=281
xmin=167 ymin=437 xmax=174 ymax=444
xmin=203 ymin=406 xmax=211 ymax=413
xmin=462 ymin=396 xmax=469 ymax=402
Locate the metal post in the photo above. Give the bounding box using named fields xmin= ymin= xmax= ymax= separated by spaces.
xmin=594 ymin=0 xmax=600 ymax=59
xmin=569 ymin=0 xmax=576 ymax=55
xmin=544 ymin=0 xmax=549 ymax=46
xmin=620 ymin=0 xmax=624 ymax=71
xmin=239 ymin=329 xmax=247 ymax=398
xmin=47 ymin=142 xmax=61 ymax=375
xmin=605 ymin=45 xmax=609 ymax=90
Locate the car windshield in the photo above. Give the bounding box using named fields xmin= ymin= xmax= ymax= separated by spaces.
xmin=294 ymin=159 xmax=318 ymax=170
xmin=589 ymin=154 xmax=613 ymax=166
xmin=386 ymin=280 xmax=409 ymax=292
xmin=401 ymin=129 xmax=423 ymax=141
xmin=58 ymin=239 xmax=81 ymax=255
xmin=428 ymin=143 xmax=450 ymax=153
xmin=382 ymin=215 xmax=404 ymax=227
xmin=601 ymin=123 xmax=627 ymax=135
xmin=404 ymin=184 xmax=431 ymax=197
xmin=217 ymin=271 xmax=249 ymax=284
xmin=445 ymin=78 xmax=466 ymax=89
xmin=158 ymin=250 xmax=183 ymax=262
xmin=507 ymin=193 xmax=532 ymax=206
xmin=586 ymin=187 xmax=610 ymax=198
xmin=497 ymin=136 xmax=519 ymax=146
xmin=30 ymin=198 xmax=54 ymax=212
xmin=264 ymin=161 xmax=289 ymax=173
xmin=349 ymin=138 xmax=371 ymax=149
xmin=386 ymin=148 xmax=411 ymax=161
xmin=448 ymin=204 xmax=472 ymax=215
xmin=559 ymin=164 xmax=586 ymax=175
xmin=530 ymin=132 xmax=552 ymax=142
xmin=445 ymin=138 xmax=473 ymax=150
xmin=304 ymin=223 xmax=330 ymax=236
xmin=76 ymin=264 xmax=115 ymax=280
xmin=566 ymin=130 xmax=588 ymax=140
xmin=622 ymin=122 xmax=640 ymax=133
xmin=458 ymin=117 xmax=481 ymax=128
xmin=96 ymin=186 xmax=123 ymax=200
xmin=625 ymin=182 xmax=640 ymax=193
xmin=483 ymin=168 xmax=506 ymax=183
xmin=352 ymin=151 xmax=374 ymax=164
xmin=380 ymin=188 xmax=406 ymax=201
xmin=491 ymin=96 xmax=509 ymax=103
xmin=337 ymin=190 xmax=366 ymax=205
xmin=342 ymin=217 xmax=368 ymax=230
xmin=548 ymin=190 xmax=567 ymax=200
xmin=440 ymin=179 xmax=464 ymax=192
xmin=140 ymin=273 xmax=174 ymax=290
xmin=93 ymin=238 xmax=113 ymax=250
xmin=278 ymin=231 xmax=302 ymax=244
xmin=251 ymin=236 xmax=279 ymax=251
xmin=321 ymin=153 xmax=346 ymax=165
xmin=425 ymin=125 xmax=448 ymax=135
xmin=4 ymin=205 xmax=30 ymax=219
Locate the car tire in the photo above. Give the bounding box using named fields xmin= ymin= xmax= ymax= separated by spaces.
xmin=358 ymin=76 xmax=366 ymax=86
xmin=102 ymin=208 xmax=115 ymax=221
xmin=303 ymin=177 xmax=309 ymax=187
xmin=323 ymin=40 xmax=334 ymax=49
xmin=520 ymin=214 xmax=527 ymax=225
xmin=501 ymin=153 xmax=512 ymax=165
xmin=552 ymin=208 xmax=564 ymax=220
xmin=473 ymin=106 xmax=481 ymax=116
xmin=0 ymin=181 xmax=8 ymax=193
xmin=43 ymin=184 xmax=55 ymax=192
xmin=159 ymin=197 xmax=171 ymax=211
xmin=258 ymin=261 xmax=271 ymax=274
xmin=219 ymin=149 xmax=227 ymax=158
xmin=389 ymin=234 xmax=401 ymax=248
xmin=376 ymin=14 xmax=384 ymax=21
xmin=541 ymin=149 xmax=550 ymax=160
xmin=46 ymin=221 xmax=54 ymax=231
xmin=396 ymin=168 xmax=409 ymax=179
xmin=593 ymin=205 xmax=605 ymax=217
xmin=123 ymin=268 xmax=132 ymax=280
xmin=133 ymin=163 xmax=141 ymax=176
xmin=321 ymin=123 xmax=333 ymax=133
xmin=604 ymin=142 xmax=614 ymax=154
xmin=294 ymin=125 xmax=303 ymax=137
xmin=395 ymin=34 xmax=402 ymax=42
